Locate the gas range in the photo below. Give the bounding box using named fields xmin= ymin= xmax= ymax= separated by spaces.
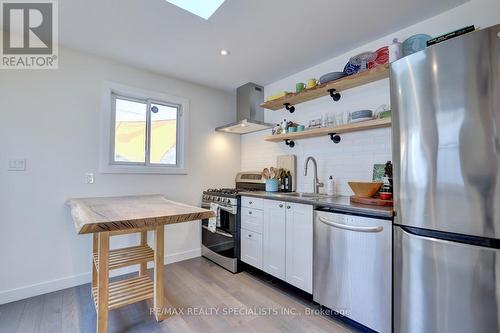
xmin=201 ymin=172 xmax=266 ymax=273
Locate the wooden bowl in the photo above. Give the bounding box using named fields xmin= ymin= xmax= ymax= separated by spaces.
xmin=348 ymin=181 xmax=384 ymax=198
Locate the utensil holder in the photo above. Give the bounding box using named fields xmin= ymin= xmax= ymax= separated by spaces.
xmin=265 ymin=179 xmax=279 ymax=192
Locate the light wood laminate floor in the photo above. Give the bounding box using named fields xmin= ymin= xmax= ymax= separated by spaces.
xmin=0 ymin=257 xmax=357 ymax=333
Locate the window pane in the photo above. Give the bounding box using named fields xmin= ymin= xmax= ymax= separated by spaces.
xmin=150 ymin=103 xmax=178 ymax=165
xmin=114 ymin=98 xmax=147 ymax=163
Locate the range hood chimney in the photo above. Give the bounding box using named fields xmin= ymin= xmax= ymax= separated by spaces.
xmin=215 ymin=83 xmax=274 ymax=134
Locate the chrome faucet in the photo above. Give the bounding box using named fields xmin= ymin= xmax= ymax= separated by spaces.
xmin=304 ymin=156 xmax=324 ymax=194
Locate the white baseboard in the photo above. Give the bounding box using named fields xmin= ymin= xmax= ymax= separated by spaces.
xmin=0 ymin=248 xmax=201 ymax=305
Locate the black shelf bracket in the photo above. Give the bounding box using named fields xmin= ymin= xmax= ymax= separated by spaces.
xmin=329 ymin=133 xmax=341 ymax=144
xmin=284 ymin=139 xmax=295 ymax=148
xmin=328 ymin=89 xmax=341 ymax=102
xmin=284 ymin=103 xmax=295 ymax=113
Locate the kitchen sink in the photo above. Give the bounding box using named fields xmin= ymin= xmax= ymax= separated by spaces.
xmin=277 ymin=192 xmax=336 ymax=198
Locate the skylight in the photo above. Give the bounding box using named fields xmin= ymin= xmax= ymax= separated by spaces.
xmin=165 ymin=0 xmax=226 ymax=20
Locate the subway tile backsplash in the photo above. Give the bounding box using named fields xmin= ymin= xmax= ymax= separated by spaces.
xmin=241 ymin=127 xmax=392 ymax=196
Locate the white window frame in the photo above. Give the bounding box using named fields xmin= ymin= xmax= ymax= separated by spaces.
xmin=100 ymin=81 xmax=189 ymax=174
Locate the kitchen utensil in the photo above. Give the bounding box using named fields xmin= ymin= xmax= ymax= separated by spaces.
xmin=389 ymin=38 xmax=403 ymax=62
xmin=379 ymin=192 xmax=393 ymax=200
xmin=368 ymin=46 xmax=389 ymax=69
xmin=269 ymin=167 xmax=276 ymax=179
xmin=319 ymin=71 xmax=347 ymax=84
xmin=307 ymin=78 xmax=318 ymax=89
xmin=267 ymin=91 xmax=289 ymax=101
xmin=348 ymin=181 xmax=384 ymax=198
xmin=350 ymin=116 xmax=373 ymax=123
xmin=262 ymin=168 xmax=270 ymax=179
xmin=343 ymin=61 xmax=361 ymax=76
xmin=378 ymin=110 xmax=392 ymax=119
xmin=343 ymin=111 xmax=351 ymax=124
xmin=349 ymin=52 xmax=377 ymax=72
xmin=351 ymin=110 xmax=373 ymax=119
xmin=402 ymin=34 xmax=431 ymax=56
xmin=350 ymin=195 xmax=393 ymax=206
xmin=295 ymin=82 xmax=306 ymax=93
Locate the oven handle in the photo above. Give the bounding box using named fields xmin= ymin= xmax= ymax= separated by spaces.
xmin=318 ymin=216 xmax=383 ymax=233
xmin=201 ymin=203 xmax=235 ymax=214
xmin=201 ymin=225 xmax=233 ymax=238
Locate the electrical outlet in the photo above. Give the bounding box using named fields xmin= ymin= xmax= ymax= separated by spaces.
xmin=85 ymin=172 xmax=95 ymax=184
xmin=8 ymin=159 xmax=26 ymax=171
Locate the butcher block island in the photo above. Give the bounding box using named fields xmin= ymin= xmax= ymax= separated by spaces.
xmin=66 ymin=195 xmax=215 ymax=333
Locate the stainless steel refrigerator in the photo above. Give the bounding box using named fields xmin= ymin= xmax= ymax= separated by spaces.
xmin=391 ymin=24 xmax=500 ymax=333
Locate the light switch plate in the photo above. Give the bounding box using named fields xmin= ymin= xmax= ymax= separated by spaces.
xmin=8 ymin=159 xmax=26 ymax=171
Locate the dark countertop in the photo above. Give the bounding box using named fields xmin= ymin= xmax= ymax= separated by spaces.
xmin=239 ymin=191 xmax=393 ymax=219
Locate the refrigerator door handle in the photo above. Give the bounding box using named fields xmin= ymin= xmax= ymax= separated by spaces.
xmin=318 ymin=216 xmax=383 ymax=233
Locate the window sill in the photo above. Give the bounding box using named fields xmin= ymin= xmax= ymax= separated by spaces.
xmin=99 ymin=164 xmax=188 ymax=175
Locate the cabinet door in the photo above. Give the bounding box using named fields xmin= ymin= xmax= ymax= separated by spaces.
xmin=286 ymin=202 xmax=313 ymax=293
xmin=240 ymin=229 xmax=262 ymax=269
xmin=263 ymin=200 xmax=286 ymax=280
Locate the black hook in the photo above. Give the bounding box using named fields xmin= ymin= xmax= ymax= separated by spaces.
xmin=284 ymin=103 xmax=295 ymax=113
xmin=284 ymin=139 xmax=295 ymax=148
xmin=328 ymin=89 xmax=341 ymax=102
xmin=329 ymin=133 xmax=341 ymax=144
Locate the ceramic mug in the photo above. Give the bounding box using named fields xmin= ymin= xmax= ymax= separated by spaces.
xmin=307 ymin=78 xmax=318 ymax=89
xmin=296 ymin=82 xmax=306 ymax=93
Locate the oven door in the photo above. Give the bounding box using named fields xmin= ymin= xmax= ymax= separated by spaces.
xmin=201 ymin=204 xmax=239 ymax=273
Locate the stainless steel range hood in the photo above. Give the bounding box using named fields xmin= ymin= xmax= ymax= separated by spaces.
xmin=215 ymin=83 xmax=274 ymax=134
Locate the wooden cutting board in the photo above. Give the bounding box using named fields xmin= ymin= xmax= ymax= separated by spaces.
xmin=277 ymin=155 xmax=297 ymax=192
xmin=350 ymin=195 xmax=393 ymax=207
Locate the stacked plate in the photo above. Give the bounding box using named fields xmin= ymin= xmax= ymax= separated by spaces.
xmin=350 ymin=110 xmax=373 ymax=123
xmin=319 ymin=71 xmax=347 ymax=85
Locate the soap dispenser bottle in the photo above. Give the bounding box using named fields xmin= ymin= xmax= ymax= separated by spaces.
xmin=326 ymin=176 xmax=336 ymax=196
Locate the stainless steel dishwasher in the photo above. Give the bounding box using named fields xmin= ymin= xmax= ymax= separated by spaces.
xmin=313 ymin=209 xmax=392 ymax=333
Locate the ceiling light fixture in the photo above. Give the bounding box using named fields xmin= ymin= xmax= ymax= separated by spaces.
xmin=220 ymin=49 xmax=230 ymax=56
xmin=165 ymin=0 xmax=226 ymax=20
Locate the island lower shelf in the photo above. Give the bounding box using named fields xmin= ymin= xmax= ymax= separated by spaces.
xmin=263 ymin=118 xmax=391 ymax=142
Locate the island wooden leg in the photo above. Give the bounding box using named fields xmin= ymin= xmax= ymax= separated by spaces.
xmin=154 ymin=226 xmax=165 ymax=321
xmin=139 ymin=231 xmax=147 ymax=276
xmin=97 ymin=232 xmax=110 ymax=333
xmin=92 ymin=233 xmax=98 ymax=289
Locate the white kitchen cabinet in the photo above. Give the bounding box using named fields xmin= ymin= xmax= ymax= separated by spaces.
xmin=263 ymin=200 xmax=286 ymax=280
xmin=240 ymin=229 xmax=263 ymax=269
xmin=285 ymin=202 xmax=313 ymax=293
xmin=240 ymin=196 xmax=313 ymax=293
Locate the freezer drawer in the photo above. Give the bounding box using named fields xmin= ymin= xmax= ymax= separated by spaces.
xmin=394 ymin=226 xmax=500 ymax=333
xmin=313 ymin=210 xmax=392 ymax=333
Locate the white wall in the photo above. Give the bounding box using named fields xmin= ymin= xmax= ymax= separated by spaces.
xmin=0 ymin=47 xmax=241 ymax=304
xmin=242 ymin=0 xmax=500 ymax=195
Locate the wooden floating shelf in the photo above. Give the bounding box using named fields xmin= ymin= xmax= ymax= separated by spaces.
xmin=93 ymin=245 xmax=154 ymax=271
xmin=263 ymin=118 xmax=391 ymax=142
xmin=92 ymin=275 xmax=154 ymax=310
xmin=261 ymin=64 xmax=390 ymax=111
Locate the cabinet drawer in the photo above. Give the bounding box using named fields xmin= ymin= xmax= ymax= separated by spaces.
xmin=241 ymin=196 xmax=264 ymax=210
xmin=241 ymin=207 xmax=264 ymax=233
xmin=240 ymin=229 xmax=263 ymax=269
